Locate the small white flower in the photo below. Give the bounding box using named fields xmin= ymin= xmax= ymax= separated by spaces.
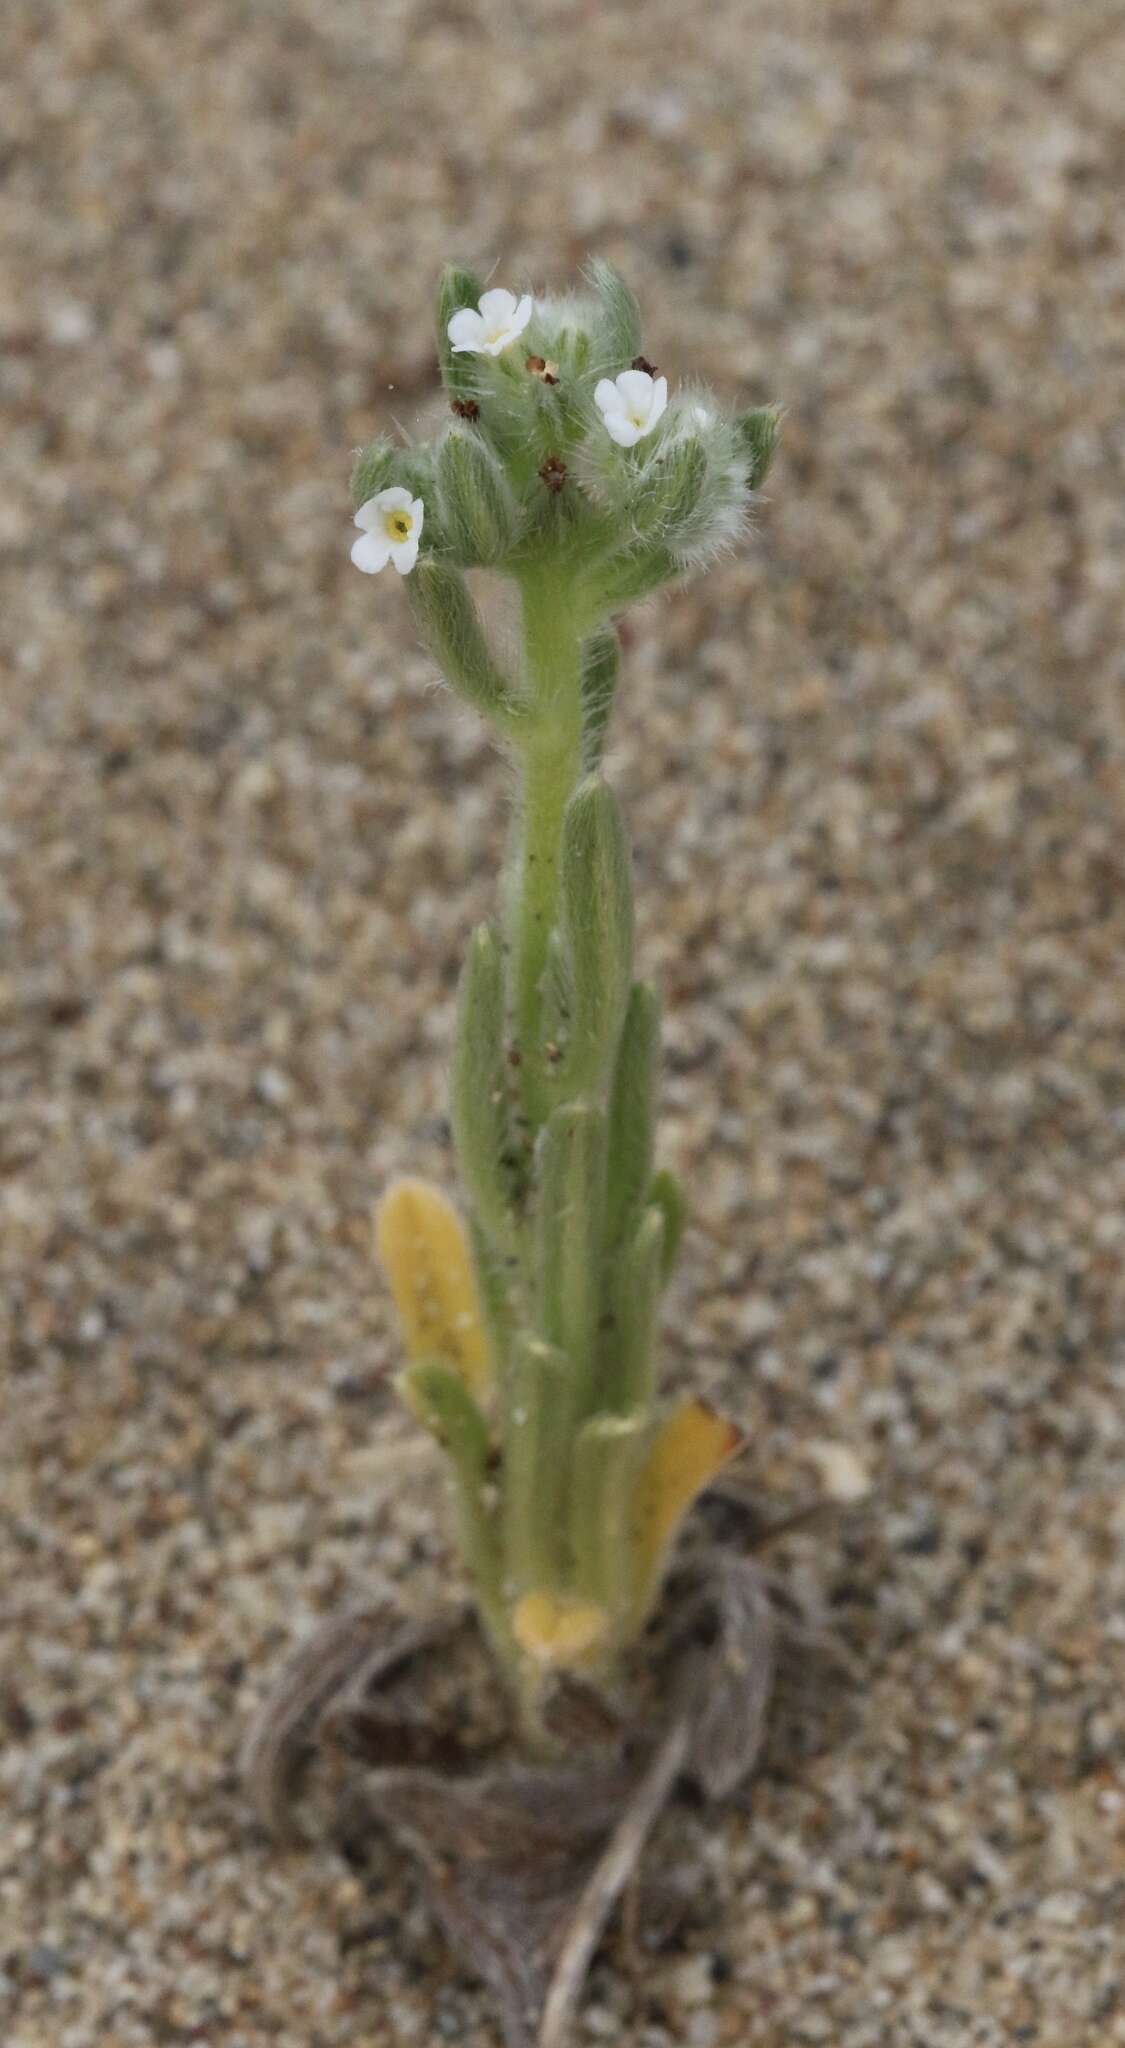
xmin=351 ymin=486 xmax=424 ymax=576
xmin=594 ymin=368 xmax=669 ymax=447
xmin=447 ymin=287 xmax=534 ymax=357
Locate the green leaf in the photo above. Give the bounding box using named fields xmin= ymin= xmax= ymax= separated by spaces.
xmin=406 ymin=562 xmax=522 ymax=730
xmin=468 ymin=1214 xmax=518 ymax=1384
xmin=350 ymin=437 xmax=397 ymax=510
xmin=570 ymin=1412 xmax=651 ymax=1616
xmin=437 ymin=263 xmax=486 ymax=401
xmin=535 ymin=1101 xmax=606 ymax=1417
xmin=400 ymin=1356 xmax=490 ymax=1469
xmin=399 ymin=1358 xmax=502 ymax=1621
xmin=586 ymin=543 xmax=679 ymax=614
xmin=630 ymin=437 xmax=708 ymax=544
xmin=605 ymin=982 xmax=660 ymax=1246
xmin=452 ymin=925 xmax=520 ymax=1251
xmin=735 ymin=403 xmax=782 ymax=490
xmin=609 ymin=1205 xmax=665 ymax=1411
xmin=436 ymin=427 xmax=520 ymax=568
xmin=587 ymin=258 xmax=642 ymax=369
xmin=556 ymin=776 xmax=634 ymax=1094
xmin=579 ymin=626 xmax=620 ymax=774
xmin=648 ymin=1168 xmax=688 ymax=1283
xmin=540 ymin=926 xmax=574 ymax=1074
xmin=502 ymin=1335 xmax=575 ymax=1591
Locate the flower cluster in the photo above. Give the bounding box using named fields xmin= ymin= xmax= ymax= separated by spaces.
xmin=349 ymin=262 xmax=780 ymax=601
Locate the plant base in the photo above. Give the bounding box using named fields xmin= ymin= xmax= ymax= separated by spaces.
xmin=242 ymin=1501 xmax=853 ymax=2048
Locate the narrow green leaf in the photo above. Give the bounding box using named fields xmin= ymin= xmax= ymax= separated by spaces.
xmin=502 ymin=1335 xmax=575 ymax=1591
xmin=400 ymin=1357 xmax=491 ymax=1469
xmin=579 ymin=626 xmax=620 ymax=774
xmin=609 ymin=1205 xmax=665 ymax=1412
xmin=605 ymin=982 xmax=659 ymax=1246
xmin=468 ymin=1215 xmax=518 ymax=1387
xmin=535 ymin=1101 xmax=606 ymax=1416
xmin=586 ymin=257 xmax=642 ymax=369
xmin=648 ymin=1168 xmax=688 ymax=1283
xmin=557 ymin=776 xmax=634 ymax=1094
xmin=436 ymin=427 xmax=520 ymax=568
xmin=570 ymin=1413 xmax=651 ymax=1616
xmin=540 ymin=926 xmax=573 ymax=1076
xmin=400 ymin=1358 xmax=507 ymax=1635
xmin=406 ymin=562 xmax=522 ymax=730
xmin=350 ymin=436 xmax=397 ymax=510
xmin=437 ymin=263 xmax=486 ymax=401
xmin=630 ymin=437 xmax=708 ymax=544
xmin=452 ymin=925 xmax=520 ymax=1251
xmin=735 ymin=403 xmax=782 ymax=490
xmin=586 ymin=543 xmax=679 ymax=614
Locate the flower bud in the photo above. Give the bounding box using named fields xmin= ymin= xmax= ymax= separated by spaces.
xmin=735 ymin=403 xmax=782 ymax=489
xmin=436 ymin=427 xmax=520 ymax=567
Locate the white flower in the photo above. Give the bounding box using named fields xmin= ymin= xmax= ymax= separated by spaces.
xmin=351 ymin=486 xmax=424 ymax=576
xmin=447 ymin=287 xmax=534 ymax=357
xmin=594 ymin=368 xmax=669 ymax=447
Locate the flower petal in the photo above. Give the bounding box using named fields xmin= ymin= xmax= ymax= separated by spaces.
xmin=409 ymin=497 xmax=426 ymax=535
xmin=447 ymin=306 xmax=484 ymax=352
xmin=477 ymin=287 xmax=518 ymax=326
xmin=594 ymin=377 xmax=624 ymax=416
xmin=390 ymin=534 xmax=420 ymax=575
xmin=603 ymin=412 xmax=644 ymax=448
xmin=351 ymin=530 xmax=392 ymax=573
xmin=650 ymin=375 xmax=669 ymax=425
xmin=613 ymin=368 xmax=656 ymax=410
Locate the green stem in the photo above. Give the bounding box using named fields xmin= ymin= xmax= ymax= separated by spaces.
xmin=508 ymin=562 xmax=584 ymax=1133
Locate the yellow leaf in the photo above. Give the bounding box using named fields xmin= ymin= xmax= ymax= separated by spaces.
xmin=631 ymin=1399 xmax=742 ymax=1621
xmin=512 ymin=1590 xmax=610 ymax=1669
xmin=374 ymin=1178 xmax=489 ymax=1396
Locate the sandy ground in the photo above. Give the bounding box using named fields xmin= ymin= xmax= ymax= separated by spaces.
xmin=2 ymin=0 xmax=1124 ymax=2042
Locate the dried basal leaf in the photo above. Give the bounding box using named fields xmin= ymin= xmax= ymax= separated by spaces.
xmin=666 ymin=1550 xmax=777 ymax=1802
xmin=241 ymin=1606 xmax=461 ymax=1838
xmin=353 ymin=1752 xmax=643 ymax=2048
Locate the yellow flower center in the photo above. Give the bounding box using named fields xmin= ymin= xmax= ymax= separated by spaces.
xmin=384 ymin=509 xmax=414 ymax=541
